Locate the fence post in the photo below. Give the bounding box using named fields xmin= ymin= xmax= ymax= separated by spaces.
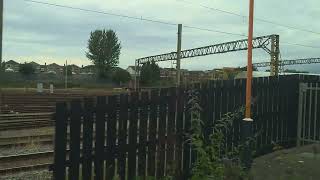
xmin=241 ymin=119 xmax=253 ymax=169
xmin=297 ymin=83 xmax=307 ymax=146
xmin=53 ymin=102 xmax=68 ymax=180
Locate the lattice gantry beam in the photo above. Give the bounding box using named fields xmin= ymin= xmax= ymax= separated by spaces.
xmin=253 ymin=58 xmax=320 ymax=68
xmin=136 ymin=34 xmax=278 ymax=64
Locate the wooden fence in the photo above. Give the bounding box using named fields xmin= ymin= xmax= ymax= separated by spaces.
xmin=53 ymin=75 xmax=320 ymax=180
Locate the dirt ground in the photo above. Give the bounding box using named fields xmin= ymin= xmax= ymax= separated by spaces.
xmin=251 ymin=144 xmax=320 ymax=180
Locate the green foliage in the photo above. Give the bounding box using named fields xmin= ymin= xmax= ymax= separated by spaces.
xmin=19 ymin=62 xmax=36 ymax=76
xmin=140 ymin=61 xmax=160 ymax=85
xmin=187 ymin=90 xmax=249 ymax=180
xmin=112 ymin=67 xmax=131 ymax=85
xmin=86 ymin=29 xmax=121 ymax=78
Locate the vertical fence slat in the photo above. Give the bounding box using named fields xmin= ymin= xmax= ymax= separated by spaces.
xmin=128 ymin=92 xmax=138 ymax=178
xmin=183 ymin=89 xmax=191 ymax=178
xmin=175 ymin=88 xmax=184 ymax=178
xmin=82 ymin=98 xmax=94 ymax=180
xmin=118 ymin=94 xmax=128 ymax=180
xmin=53 ymin=102 xmax=68 ymax=180
xmin=315 ymin=84 xmax=320 ymax=141
xmin=270 ymin=78 xmax=277 ymax=143
xmin=147 ymin=90 xmax=158 ymax=177
xmin=69 ymin=100 xmax=82 ymax=180
xmin=138 ymin=92 xmax=148 ymax=178
xmin=95 ymin=96 xmax=106 ymax=180
xmin=166 ymin=88 xmax=176 ymax=176
xmin=157 ymin=89 xmax=168 ymax=178
xmin=106 ymin=96 xmax=117 ymax=179
xmin=232 ymin=79 xmax=241 ymax=149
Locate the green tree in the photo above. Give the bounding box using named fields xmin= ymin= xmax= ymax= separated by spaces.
xmin=140 ymin=61 xmax=160 ymax=85
xmin=19 ymin=62 xmax=35 ymax=76
xmin=86 ymin=29 xmax=121 ymax=78
xmin=112 ymin=68 xmax=131 ymax=85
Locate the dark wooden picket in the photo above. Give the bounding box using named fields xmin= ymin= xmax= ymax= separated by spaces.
xmin=166 ymin=88 xmax=176 ymax=176
xmin=95 ymin=96 xmax=106 ymax=180
xmin=52 ymin=75 xmax=320 ymax=180
xmin=82 ymin=98 xmax=94 ymax=180
xmin=175 ymin=88 xmax=184 ymax=178
xmin=147 ymin=90 xmax=158 ymax=177
xmin=117 ymin=94 xmax=128 ymax=180
xmin=106 ymin=96 xmax=117 ymax=179
xmin=128 ymin=92 xmax=138 ymax=178
xmin=69 ymin=100 xmax=82 ymax=180
xmin=157 ymin=89 xmax=167 ymax=178
xmin=138 ymin=91 xmax=148 ymax=178
xmin=53 ymin=102 xmax=68 ymax=180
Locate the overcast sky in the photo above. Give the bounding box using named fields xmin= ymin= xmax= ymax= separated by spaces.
xmin=3 ymin=0 xmax=320 ymax=72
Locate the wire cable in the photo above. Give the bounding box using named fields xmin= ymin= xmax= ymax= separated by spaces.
xmin=176 ymin=0 xmax=320 ymax=35
xmin=16 ymin=0 xmax=320 ymax=49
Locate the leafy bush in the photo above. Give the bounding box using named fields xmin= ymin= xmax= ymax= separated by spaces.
xmin=186 ymin=90 xmax=250 ymax=180
xmin=140 ymin=61 xmax=160 ymax=85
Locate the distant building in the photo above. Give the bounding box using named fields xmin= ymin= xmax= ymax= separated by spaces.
xmin=126 ymin=66 xmax=139 ymax=77
xmin=47 ymin=63 xmax=63 ymax=74
xmin=4 ymin=60 xmax=19 ymax=72
xmin=29 ymin=61 xmax=41 ymax=73
xmin=69 ymin=64 xmax=81 ymax=74
xmin=235 ymin=71 xmax=270 ymax=79
xmin=81 ymin=65 xmax=95 ymax=74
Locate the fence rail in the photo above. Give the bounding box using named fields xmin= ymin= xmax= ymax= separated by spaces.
xmin=53 ymin=75 xmax=320 ymax=180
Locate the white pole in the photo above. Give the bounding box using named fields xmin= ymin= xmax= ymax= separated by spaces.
xmin=65 ymin=60 xmax=68 ymax=89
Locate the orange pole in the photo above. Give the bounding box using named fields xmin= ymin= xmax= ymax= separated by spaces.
xmin=245 ymin=0 xmax=254 ymax=119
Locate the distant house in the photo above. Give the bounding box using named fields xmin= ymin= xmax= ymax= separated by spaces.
xmin=235 ymin=71 xmax=270 ymax=79
xmin=47 ymin=63 xmax=63 ymax=74
xmin=69 ymin=64 xmax=81 ymax=74
xmin=160 ymin=68 xmax=176 ymax=79
xmin=29 ymin=61 xmax=41 ymax=73
xmin=81 ymin=65 xmax=95 ymax=74
xmin=4 ymin=60 xmax=19 ymax=72
xmin=126 ymin=66 xmax=139 ymax=77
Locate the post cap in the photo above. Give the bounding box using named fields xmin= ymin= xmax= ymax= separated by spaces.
xmin=243 ymin=118 xmax=253 ymax=122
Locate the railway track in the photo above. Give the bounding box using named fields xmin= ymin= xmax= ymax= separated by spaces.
xmin=0 ymin=134 xmax=54 ymax=148
xmin=0 ymin=112 xmax=54 ymax=130
xmin=0 ymin=151 xmax=53 ymax=176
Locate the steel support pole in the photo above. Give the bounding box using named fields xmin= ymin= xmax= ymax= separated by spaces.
xmin=134 ymin=61 xmax=137 ymax=91
xmin=176 ymin=24 xmax=182 ymax=86
xmin=270 ymin=35 xmax=280 ymax=76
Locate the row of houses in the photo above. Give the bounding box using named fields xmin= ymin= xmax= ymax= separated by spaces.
xmin=126 ymin=66 xmax=243 ymax=82
xmin=3 ymin=60 xmax=95 ymax=75
xmin=4 ymin=60 xmax=247 ymax=82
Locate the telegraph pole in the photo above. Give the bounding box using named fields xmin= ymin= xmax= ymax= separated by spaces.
xmin=242 ymin=0 xmax=254 ymax=169
xmin=176 ymin=24 xmax=182 ymax=86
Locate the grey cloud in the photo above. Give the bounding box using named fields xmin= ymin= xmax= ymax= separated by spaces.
xmin=3 ymin=0 xmax=320 ymax=72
